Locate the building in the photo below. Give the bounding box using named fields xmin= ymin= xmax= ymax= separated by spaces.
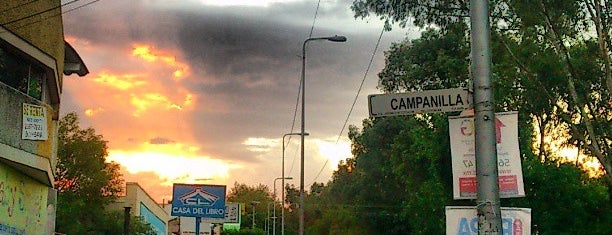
xmin=108 ymin=182 xmax=170 ymax=235
xmin=0 ymin=1 xmax=87 ymax=234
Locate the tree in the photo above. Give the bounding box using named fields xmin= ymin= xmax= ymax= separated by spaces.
xmin=352 ymin=0 xmax=612 ymax=186
xmin=226 ymin=182 xmax=274 ymax=233
xmin=55 ymin=112 xmax=153 ymax=234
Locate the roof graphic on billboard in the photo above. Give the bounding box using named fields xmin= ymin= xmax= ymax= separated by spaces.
xmin=179 ymin=187 xmax=219 ymax=206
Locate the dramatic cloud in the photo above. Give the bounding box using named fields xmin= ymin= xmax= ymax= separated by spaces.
xmin=61 ymin=0 xmax=416 ymax=202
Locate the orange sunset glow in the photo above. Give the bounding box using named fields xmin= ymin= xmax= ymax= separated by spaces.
xmin=62 ymin=40 xmax=245 ymax=201
xmin=59 ymin=0 xmax=405 ymax=204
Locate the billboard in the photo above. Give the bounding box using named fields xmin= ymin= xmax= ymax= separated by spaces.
xmin=171 ymin=184 xmax=226 ymax=218
xmin=449 ymin=112 xmax=525 ymax=199
xmin=446 ymin=206 xmax=531 ymax=235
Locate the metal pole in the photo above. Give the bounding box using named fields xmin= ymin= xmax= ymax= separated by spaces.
xmin=123 ymin=207 xmax=131 ymax=235
xmin=282 ymin=133 xmax=303 ymax=235
xmin=267 ymin=202 xmax=272 ymax=235
xmin=300 ymin=36 xmax=346 ymax=235
xmin=274 ymin=178 xmax=278 ymax=235
xmin=470 ymin=0 xmax=502 ymax=234
xmin=282 ymin=134 xmax=288 ymax=235
xmin=253 ymin=205 xmax=256 ymax=229
xmin=195 ymin=217 xmax=201 ymax=235
xmin=300 ymin=38 xmax=308 ymax=235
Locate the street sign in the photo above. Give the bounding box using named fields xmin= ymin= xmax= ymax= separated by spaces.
xmin=445 ymin=206 xmax=531 ymax=235
xmin=368 ymin=88 xmax=469 ymax=117
xmin=171 ymin=184 xmax=226 ymax=218
xmin=449 ymin=112 xmax=525 ymax=199
xmin=202 ymin=203 xmax=241 ymax=223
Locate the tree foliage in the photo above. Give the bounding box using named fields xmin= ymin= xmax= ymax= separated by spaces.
xmin=284 ymin=1 xmax=612 ymax=233
xmin=55 ymin=112 xmax=153 ymax=234
xmin=226 ymin=182 xmax=274 ymax=232
xmin=353 ymin=0 xmax=611 ymax=185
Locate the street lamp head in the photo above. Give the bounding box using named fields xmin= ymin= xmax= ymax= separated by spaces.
xmin=251 ymin=201 xmax=260 ymax=205
xmin=326 ymin=35 xmax=347 ymax=42
xmin=285 ymin=177 xmax=293 ymax=180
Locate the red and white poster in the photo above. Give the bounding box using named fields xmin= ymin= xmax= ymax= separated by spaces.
xmin=449 ymin=111 xmax=525 ymax=199
xmin=445 ymin=206 xmax=531 ymax=235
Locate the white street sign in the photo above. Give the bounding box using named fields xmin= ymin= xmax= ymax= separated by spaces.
xmin=368 ymin=88 xmax=469 ymax=117
xmin=449 ymin=111 xmax=525 ymax=199
xmin=446 ymin=206 xmax=531 ymax=235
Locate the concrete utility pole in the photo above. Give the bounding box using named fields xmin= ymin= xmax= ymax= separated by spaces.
xmin=470 ymin=0 xmax=502 ymax=234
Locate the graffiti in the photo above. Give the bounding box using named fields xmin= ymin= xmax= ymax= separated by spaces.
xmin=0 ymin=164 xmax=47 ymax=234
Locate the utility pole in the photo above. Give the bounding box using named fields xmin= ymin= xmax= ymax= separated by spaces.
xmin=470 ymin=0 xmax=502 ymax=234
xmin=123 ymin=207 xmax=131 ymax=235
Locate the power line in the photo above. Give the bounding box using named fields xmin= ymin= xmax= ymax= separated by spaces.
xmin=0 ymin=0 xmax=40 ymax=15
xmin=3 ymin=0 xmax=100 ymax=32
xmin=1 ymin=0 xmax=81 ymax=26
xmin=2 ymin=1 xmax=101 ymax=33
xmin=287 ymin=0 xmax=322 ymax=177
xmin=308 ymin=0 xmax=322 ymax=37
xmin=309 ymin=26 xmax=386 ymax=186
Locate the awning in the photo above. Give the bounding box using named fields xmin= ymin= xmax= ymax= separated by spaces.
xmin=63 ymin=41 xmax=89 ymax=76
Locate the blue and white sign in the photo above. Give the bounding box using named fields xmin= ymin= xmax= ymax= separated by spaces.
xmin=171 ymin=184 xmax=226 ymax=218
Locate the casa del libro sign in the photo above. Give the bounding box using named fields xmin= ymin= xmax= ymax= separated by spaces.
xmin=368 ymin=88 xmax=469 ymax=117
xmin=171 ymin=184 xmax=226 ymax=218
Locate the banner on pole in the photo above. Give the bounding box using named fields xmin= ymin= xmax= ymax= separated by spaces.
xmin=445 ymin=206 xmax=531 ymax=235
xmin=449 ymin=111 xmax=525 ymax=199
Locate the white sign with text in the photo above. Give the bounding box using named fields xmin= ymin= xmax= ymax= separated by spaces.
xmin=22 ymin=103 xmax=48 ymax=140
xmin=449 ymin=111 xmax=525 ymax=199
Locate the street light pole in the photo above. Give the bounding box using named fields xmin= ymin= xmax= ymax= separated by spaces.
xmin=300 ymin=35 xmax=346 ymax=235
xmin=281 ymin=132 xmax=307 ymax=235
xmin=274 ymin=176 xmax=293 ymax=235
xmin=251 ymin=201 xmax=260 ymax=230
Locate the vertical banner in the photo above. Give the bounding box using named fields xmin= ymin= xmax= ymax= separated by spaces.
xmin=446 ymin=206 xmax=531 ymax=235
xmin=22 ymin=103 xmax=48 ymax=140
xmin=449 ymin=111 xmax=525 ymax=199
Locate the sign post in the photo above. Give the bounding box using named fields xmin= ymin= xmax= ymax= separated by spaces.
xmin=171 ymin=184 xmax=226 ymax=235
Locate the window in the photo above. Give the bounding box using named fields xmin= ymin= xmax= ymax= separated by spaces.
xmin=0 ymin=46 xmax=45 ymax=100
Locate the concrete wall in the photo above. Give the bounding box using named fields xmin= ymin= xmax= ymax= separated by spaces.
xmin=0 ymin=1 xmax=66 ymax=234
xmin=0 ymin=0 xmax=65 ymax=87
xmin=109 ymin=183 xmax=170 ymax=235
xmin=0 ymin=162 xmax=48 ymax=234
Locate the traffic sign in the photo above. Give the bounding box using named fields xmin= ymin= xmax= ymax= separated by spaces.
xmin=368 ymin=88 xmax=469 ymax=117
xmin=171 ymin=184 xmax=227 ymax=218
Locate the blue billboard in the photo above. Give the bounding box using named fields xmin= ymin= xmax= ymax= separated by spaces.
xmin=171 ymin=184 xmax=226 ymax=218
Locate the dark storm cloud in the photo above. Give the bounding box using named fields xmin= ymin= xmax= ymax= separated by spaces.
xmin=62 ymin=0 xmax=411 ymax=162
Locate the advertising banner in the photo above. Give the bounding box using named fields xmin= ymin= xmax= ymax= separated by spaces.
xmin=171 ymin=184 xmax=226 ymax=218
xmin=449 ymin=112 xmax=525 ymax=199
xmin=22 ymin=103 xmax=48 ymax=140
xmin=445 ymin=206 xmax=531 ymax=235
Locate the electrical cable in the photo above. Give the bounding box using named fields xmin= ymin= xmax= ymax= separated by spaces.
xmin=1 ymin=0 xmax=81 ymax=26
xmin=286 ymin=0 xmax=322 ymax=177
xmin=309 ymin=26 xmax=386 ymax=186
xmin=2 ymin=0 xmax=100 ymax=32
xmin=0 ymin=0 xmax=40 ymax=15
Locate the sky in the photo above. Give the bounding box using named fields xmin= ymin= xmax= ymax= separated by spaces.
xmin=60 ymin=0 xmax=420 ymax=203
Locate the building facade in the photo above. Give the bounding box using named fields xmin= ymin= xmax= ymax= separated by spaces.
xmin=0 ymin=1 xmax=87 ymax=234
xmin=108 ymin=182 xmax=170 ymax=235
